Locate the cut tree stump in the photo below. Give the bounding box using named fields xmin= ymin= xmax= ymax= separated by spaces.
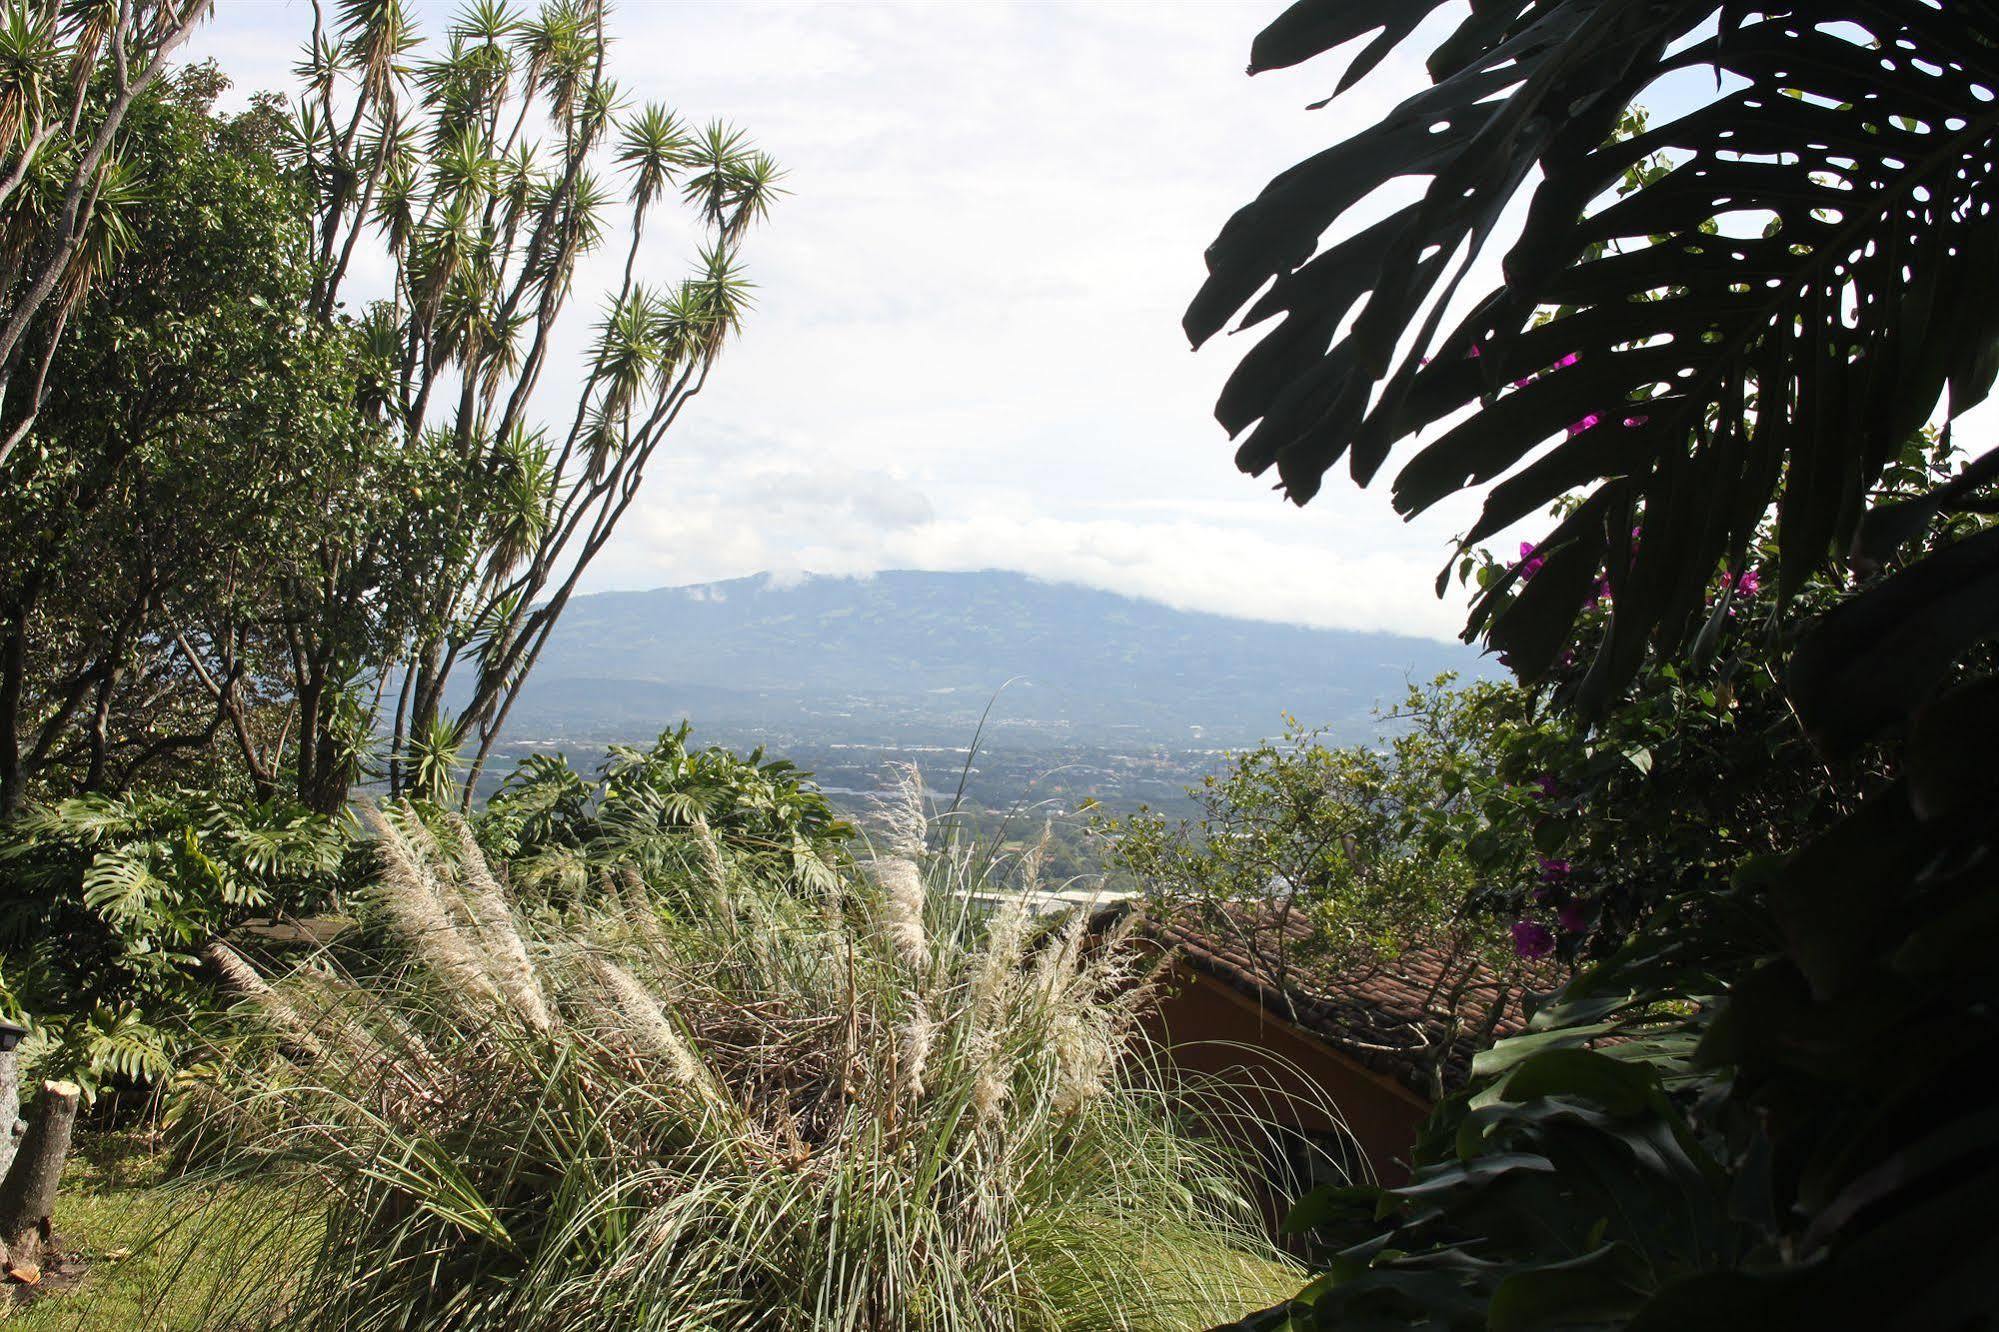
xmin=0 ymin=1034 xmax=22 ymax=1184
xmin=0 ymin=1080 xmax=81 ymax=1272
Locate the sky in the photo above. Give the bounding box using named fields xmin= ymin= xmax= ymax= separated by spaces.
xmin=187 ymin=1 xmax=1505 ymax=642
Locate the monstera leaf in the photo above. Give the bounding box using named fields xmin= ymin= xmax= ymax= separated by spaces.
xmin=1190 ymin=1 xmax=1999 ymax=705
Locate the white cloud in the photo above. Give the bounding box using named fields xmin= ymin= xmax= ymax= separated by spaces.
xmin=188 ymin=1 xmax=1492 ymax=643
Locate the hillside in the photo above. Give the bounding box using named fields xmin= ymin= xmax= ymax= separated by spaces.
xmin=503 ymin=570 xmax=1485 ymax=749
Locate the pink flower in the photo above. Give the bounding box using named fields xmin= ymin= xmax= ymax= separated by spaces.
xmin=1557 ymin=901 xmax=1591 ymax=934
xmin=1512 ymin=920 xmax=1556 ymax=959
xmin=1714 ymin=567 xmax=1763 ymax=614
xmin=1589 ymin=575 xmax=1612 ymax=607
xmin=1516 ymin=541 xmax=1545 ymax=581
xmin=1556 ymin=352 xmax=1579 ymax=370
xmin=1537 ymin=856 xmax=1572 ymax=883
xmin=1567 ymin=413 xmax=1602 ymax=438
xmin=1622 ymin=415 xmax=1649 ymax=428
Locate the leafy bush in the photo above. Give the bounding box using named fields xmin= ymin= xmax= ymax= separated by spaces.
xmin=0 ymin=791 xmax=355 ymax=1098
xmin=184 ymin=793 xmax=1299 ymax=1331
xmin=1100 ymin=680 xmax=1540 ymax=1098
xmin=477 ymin=722 xmax=854 ymax=901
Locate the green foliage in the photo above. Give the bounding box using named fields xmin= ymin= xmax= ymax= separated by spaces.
xmin=1198 ymin=4 xmax=1999 ymax=1326
xmin=6 ymin=4 xmax=785 ymax=818
xmin=1 ymin=65 xmax=391 ymax=812
xmin=287 ymin=0 xmax=785 ymax=809
xmin=1107 ymin=678 xmax=1529 ymax=962
xmin=478 ymin=722 xmax=854 ymax=900
xmin=181 ymin=803 xmax=1299 ymax=1330
xmin=0 ymin=0 xmax=212 ymax=462
xmin=0 ymin=790 xmax=356 ymax=1097
xmin=1189 ymin=1 xmax=1999 ymax=710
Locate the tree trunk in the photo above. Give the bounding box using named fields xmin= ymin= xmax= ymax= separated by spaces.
xmin=0 ymin=605 xmax=26 ymax=819
xmin=0 ymin=1040 xmax=22 ymax=1184
xmin=0 ymin=1079 xmax=80 ymax=1270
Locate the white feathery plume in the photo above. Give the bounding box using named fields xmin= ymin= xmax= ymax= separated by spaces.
xmin=445 ymin=816 xmax=553 ymax=1032
xmin=1018 ymin=821 xmax=1052 ymax=893
xmin=690 ymin=817 xmax=730 ymax=893
xmin=360 ymin=805 xmax=503 ymax=1013
xmin=587 ymin=954 xmax=710 ymax=1093
xmin=204 ymin=940 xmax=330 ymax=1062
xmin=873 ymin=857 xmax=929 ymax=978
xmin=897 ymin=996 xmax=935 ymax=1102
xmin=869 ymin=762 xmax=928 ymax=860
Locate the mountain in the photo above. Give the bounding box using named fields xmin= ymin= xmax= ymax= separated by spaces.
xmin=500 ymin=570 xmax=1487 ymax=750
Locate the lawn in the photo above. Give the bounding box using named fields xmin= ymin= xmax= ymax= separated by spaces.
xmin=9 ymin=1132 xmax=314 ymax=1331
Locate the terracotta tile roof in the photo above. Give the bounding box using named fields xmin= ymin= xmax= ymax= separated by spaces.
xmin=1100 ymin=904 xmax=1535 ymax=1099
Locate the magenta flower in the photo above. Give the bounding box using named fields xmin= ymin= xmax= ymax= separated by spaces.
xmin=1537 ymin=856 xmax=1572 ymax=883
xmin=1533 ymin=773 xmax=1560 ymax=801
xmin=1567 ymin=413 xmax=1602 ymax=438
xmin=1622 ymin=415 xmax=1650 ymax=428
xmin=1557 ymin=901 xmax=1591 ymax=934
xmin=1734 ymin=568 xmax=1761 ymax=597
xmin=1515 ymin=354 xmax=1576 ymax=390
xmin=1512 ymin=920 xmax=1557 ymax=960
xmin=1516 ymin=541 xmax=1545 ymax=581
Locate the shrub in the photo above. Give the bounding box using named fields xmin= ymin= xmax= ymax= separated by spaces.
xmin=0 ymin=792 xmax=355 ymax=1100
xmin=186 ymin=794 xmax=1298 ymax=1331
xmin=477 ymin=722 xmax=854 ymax=904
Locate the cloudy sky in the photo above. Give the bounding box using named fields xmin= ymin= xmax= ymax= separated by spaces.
xmin=190 ymin=2 xmax=1496 ymax=640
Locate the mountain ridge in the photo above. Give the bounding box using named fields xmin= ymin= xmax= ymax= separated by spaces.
xmin=500 ymin=569 xmax=1488 ymax=748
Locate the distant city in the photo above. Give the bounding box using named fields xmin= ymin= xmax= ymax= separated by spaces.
xmin=475 ymin=568 xmax=1491 ymax=820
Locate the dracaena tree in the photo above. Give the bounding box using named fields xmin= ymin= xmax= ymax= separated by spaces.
xmin=0 ymin=0 xmax=211 ymax=467
xmin=1194 ymin=3 xmax=1999 ymax=1326
xmin=258 ymin=0 xmax=780 ymax=810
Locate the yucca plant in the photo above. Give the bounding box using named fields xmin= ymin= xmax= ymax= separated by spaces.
xmin=187 ymin=791 xmax=1301 ymax=1331
xmin=269 ymin=0 xmax=787 ymax=812
xmin=0 ymin=0 xmax=211 ymax=466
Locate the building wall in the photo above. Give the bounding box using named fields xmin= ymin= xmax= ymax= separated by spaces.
xmin=1139 ymin=959 xmax=1432 ymax=1191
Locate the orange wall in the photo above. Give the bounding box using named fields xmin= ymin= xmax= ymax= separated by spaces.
xmin=1140 ymin=959 xmax=1431 ymax=1189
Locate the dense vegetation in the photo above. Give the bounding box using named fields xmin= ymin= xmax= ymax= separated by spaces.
xmin=162 ymin=793 xmax=1299 ymax=1331
xmin=0 ymin=0 xmax=780 ymax=1087
xmin=5 ymin=0 xmax=1998 ymax=1328
xmin=1191 ymin=1 xmax=1999 ymax=1325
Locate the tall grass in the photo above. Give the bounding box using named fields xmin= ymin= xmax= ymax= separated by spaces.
xmin=187 ymin=790 xmax=1299 ymax=1331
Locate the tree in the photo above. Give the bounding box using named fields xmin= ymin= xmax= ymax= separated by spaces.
xmin=1103 ymin=681 xmax=1541 ymax=1100
xmin=277 ymin=0 xmax=782 ymax=811
xmin=0 ymin=0 xmax=211 ymax=466
xmin=0 ymin=68 xmax=377 ymax=817
xmin=1193 ymin=4 xmax=1999 ymax=1325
